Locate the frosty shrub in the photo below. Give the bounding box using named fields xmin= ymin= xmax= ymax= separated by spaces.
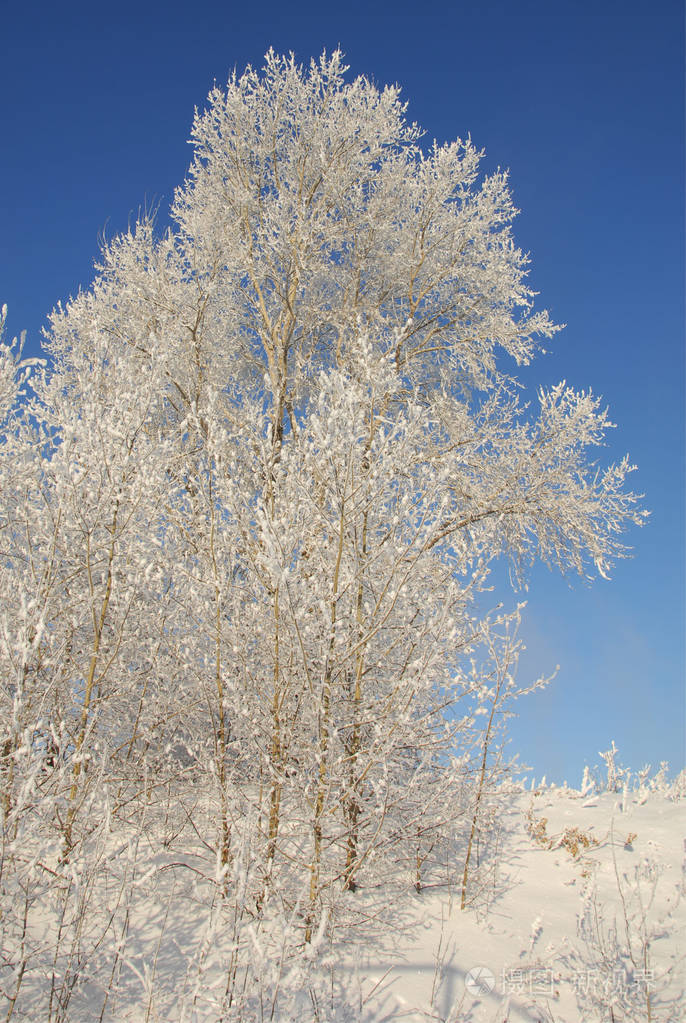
xmin=0 ymin=49 xmax=645 ymax=1018
xmin=565 ymin=849 xmax=683 ymax=1022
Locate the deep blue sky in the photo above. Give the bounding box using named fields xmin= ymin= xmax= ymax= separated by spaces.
xmin=2 ymin=0 xmax=683 ymax=785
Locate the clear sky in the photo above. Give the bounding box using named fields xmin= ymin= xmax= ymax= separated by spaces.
xmin=2 ymin=0 xmax=683 ymax=785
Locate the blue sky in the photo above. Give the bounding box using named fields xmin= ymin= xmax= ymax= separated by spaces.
xmin=2 ymin=0 xmax=683 ymax=784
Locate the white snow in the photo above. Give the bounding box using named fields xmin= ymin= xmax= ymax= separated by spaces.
xmin=3 ymin=774 xmax=684 ymax=1021
xmin=352 ymin=785 xmax=685 ymax=1022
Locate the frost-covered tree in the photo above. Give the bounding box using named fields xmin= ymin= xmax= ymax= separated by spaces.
xmin=2 ymin=49 xmax=644 ymax=951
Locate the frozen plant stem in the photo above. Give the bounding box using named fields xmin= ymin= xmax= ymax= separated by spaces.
xmin=308 ymin=482 xmax=347 ymax=940
xmin=63 ymin=502 xmax=119 ymax=859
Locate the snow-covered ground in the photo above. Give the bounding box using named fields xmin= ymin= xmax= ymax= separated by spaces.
xmin=357 ymin=782 xmax=685 ymax=1021
xmin=2 ymin=771 xmax=684 ymax=1021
